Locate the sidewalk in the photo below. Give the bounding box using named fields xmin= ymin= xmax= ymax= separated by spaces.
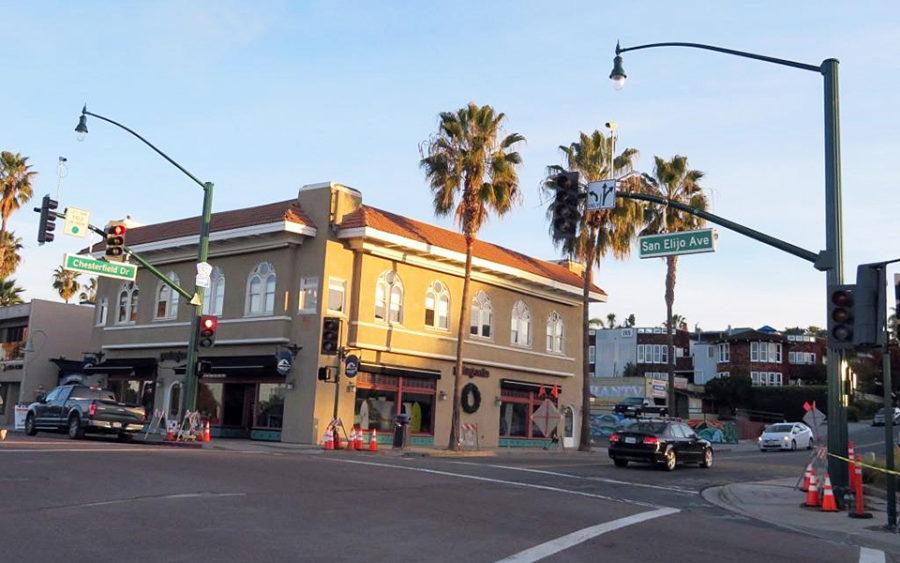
xmin=703 ymin=477 xmax=900 ymax=555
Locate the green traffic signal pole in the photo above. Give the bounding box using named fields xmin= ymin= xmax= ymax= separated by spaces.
xmin=612 ymin=41 xmax=848 ymax=499
xmin=76 ymin=106 xmax=213 ymax=417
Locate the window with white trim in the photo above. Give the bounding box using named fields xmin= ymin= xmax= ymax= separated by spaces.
xmin=373 ymin=271 xmax=403 ymax=323
xmin=202 ymin=267 xmax=225 ymax=316
xmin=469 ymin=291 xmax=492 ymax=338
xmin=117 ymin=282 xmax=139 ymax=324
xmin=637 ymin=344 xmax=669 ymax=364
xmin=246 ymin=262 xmax=276 ymax=315
xmin=716 ymin=371 xmax=730 ymax=378
xmin=327 ymin=278 xmax=345 ymax=314
xmin=155 ymin=272 xmax=181 ymax=320
xmin=298 ymin=277 xmax=318 ymax=313
xmin=751 ymin=341 xmax=783 ymax=363
xmin=510 ymin=300 xmax=532 ymax=347
xmin=546 ymin=311 xmax=564 ymax=354
xmin=751 ymin=371 xmax=783 ymax=386
xmin=716 ymin=343 xmax=730 ymax=363
xmin=424 ymin=281 xmax=450 ymax=330
xmin=789 ymin=351 xmax=816 ymax=365
xmin=96 ymin=297 xmax=108 ymax=326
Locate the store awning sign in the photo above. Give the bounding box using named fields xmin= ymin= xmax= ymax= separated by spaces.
xmin=344 ymin=354 xmax=359 ymax=378
xmin=275 ymin=351 xmax=293 ymax=376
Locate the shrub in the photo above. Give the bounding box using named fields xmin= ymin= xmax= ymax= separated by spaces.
xmin=853 ymin=398 xmax=881 ymax=420
xmin=747 ymin=386 xmax=828 ymax=421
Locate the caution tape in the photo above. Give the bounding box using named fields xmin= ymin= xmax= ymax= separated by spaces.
xmin=827 ymin=452 xmax=900 ymax=477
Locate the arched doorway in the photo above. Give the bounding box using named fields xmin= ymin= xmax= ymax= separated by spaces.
xmin=563 ymin=405 xmax=575 ymax=448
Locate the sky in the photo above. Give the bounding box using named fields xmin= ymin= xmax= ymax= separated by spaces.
xmin=3 ymin=0 xmax=899 ymax=331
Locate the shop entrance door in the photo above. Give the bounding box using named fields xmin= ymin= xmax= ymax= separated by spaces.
xmin=222 ymin=383 xmax=254 ymax=438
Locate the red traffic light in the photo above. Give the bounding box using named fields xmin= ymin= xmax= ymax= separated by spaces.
xmin=201 ymin=316 xmax=217 ymax=331
xmin=830 ymin=290 xmax=853 ymax=307
xmin=199 ymin=315 xmax=218 ymax=347
xmin=108 ymin=224 xmax=126 ymax=236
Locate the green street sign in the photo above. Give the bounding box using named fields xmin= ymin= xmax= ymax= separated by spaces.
xmin=63 ymin=253 xmax=137 ymax=281
xmin=639 ymin=228 xmax=717 ymax=259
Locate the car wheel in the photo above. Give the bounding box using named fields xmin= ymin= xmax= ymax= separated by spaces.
xmin=663 ymin=448 xmax=677 ymax=471
xmin=700 ymin=447 xmax=713 ymax=468
xmin=117 ymin=432 xmax=132 ymax=442
xmin=613 ymin=458 xmax=628 ymax=468
xmin=807 ymin=437 xmax=814 ymax=450
xmin=24 ymin=413 xmax=37 ymax=436
xmin=791 ymin=440 xmax=797 ymax=451
xmin=67 ymin=414 xmax=84 ymax=440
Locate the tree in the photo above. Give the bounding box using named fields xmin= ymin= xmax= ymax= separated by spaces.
xmin=0 ymin=278 xmax=24 ymax=306
xmin=0 ymin=152 xmax=36 ymax=269
xmin=51 ymin=267 xmax=80 ymax=303
xmin=606 ymin=313 xmax=617 ymax=329
xmin=705 ymin=374 xmax=752 ymax=417
xmin=420 ymin=102 xmax=525 ymax=450
xmin=79 ymin=277 xmax=97 ymax=304
xmin=624 ymin=314 xmax=636 ymax=328
xmin=589 ymin=318 xmax=604 ymax=328
xmin=543 ymin=129 xmax=643 ymax=451
xmin=665 ymin=313 xmax=686 ymax=330
xmin=641 ymin=155 xmax=707 ymax=414
xmin=0 ymin=231 xmax=23 ymax=278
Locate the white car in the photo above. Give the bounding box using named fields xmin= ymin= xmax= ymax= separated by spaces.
xmin=758 ymin=422 xmax=814 ymax=451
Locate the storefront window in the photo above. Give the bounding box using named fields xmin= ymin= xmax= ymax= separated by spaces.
xmin=168 ymin=383 xmax=182 ymax=419
xmin=354 ymin=372 xmax=436 ymax=434
xmin=106 ymin=379 xmax=155 ymax=415
xmin=499 ymin=385 xmax=560 ymax=439
xmin=356 ymin=388 xmax=397 ymax=432
xmin=401 ymin=393 xmax=433 ymax=434
xmin=255 ymin=383 xmax=286 ymax=429
xmin=197 ymin=382 xmax=223 ymax=425
xmin=499 ymin=402 xmax=528 ymax=437
xmin=0 ymin=383 xmax=6 ymax=415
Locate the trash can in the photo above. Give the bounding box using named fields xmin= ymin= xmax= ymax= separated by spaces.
xmin=393 ymin=413 xmax=411 ymax=449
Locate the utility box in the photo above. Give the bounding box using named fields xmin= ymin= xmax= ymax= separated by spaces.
xmin=392 ymin=413 xmax=410 ymax=449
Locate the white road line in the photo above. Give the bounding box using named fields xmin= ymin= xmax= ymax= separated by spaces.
xmin=0 ymin=448 xmax=170 ymax=453
xmin=448 ymin=461 xmax=699 ymax=495
xmin=79 ymin=492 xmax=245 ymax=508
xmin=496 ymin=507 xmax=680 ymax=562
xmin=321 ymin=457 xmax=661 ymax=508
xmin=859 ymin=546 xmax=886 ymax=563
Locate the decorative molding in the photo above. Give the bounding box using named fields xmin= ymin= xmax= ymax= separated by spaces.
xmin=220 ymin=315 xmax=292 ymax=324
xmin=105 ymin=321 xmax=190 ymax=331
xmin=102 ymin=336 xmax=290 ymax=350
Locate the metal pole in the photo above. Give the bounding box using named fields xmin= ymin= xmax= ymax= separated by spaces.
xmin=822 ymin=58 xmax=849 ymax=497
xmin=881 ymin=266 xmax=897 ymax=529
xmin=182 ymin=182 xmax=214 ymax=414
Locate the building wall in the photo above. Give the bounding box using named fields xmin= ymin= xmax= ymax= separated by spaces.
xmin=593 ymin=328 xmax=636 ymax=378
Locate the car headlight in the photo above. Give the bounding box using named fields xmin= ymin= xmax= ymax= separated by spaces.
xmin=783 ymin=436 xmax=790 ymax=441
xmin=757 ymin=436 xmax=762 ymax=442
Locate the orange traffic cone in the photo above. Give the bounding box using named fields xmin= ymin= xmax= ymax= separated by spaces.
xmin=165 ymin=421 xmax=175 ymax=442
xmin=334 ymin=430 xmax=343 ymax=450
xmin=800 ymin=463 xmax=812 ymax=492
xmin=323 ymin=429 xmax=334 ymax=450
xmin=848 ymin=441 xmax=857 ymax=491
xmin=849 ymin=457 xmax=874 ymax=519
xmin=203 ymin=421 xmax=211 ymax=443
xmin=820 ymin=473 xmax=838 ymax=512
xmin=369 ymin=429 xmax=378 ymax=452
xmin=804 ymin=471 xmax=819 ymax=507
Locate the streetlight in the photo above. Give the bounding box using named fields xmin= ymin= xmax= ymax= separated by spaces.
xmin=74 ymin=105 xmax=214 ymax=418
xmin=610 ymin=40 xmax=848 ymax=504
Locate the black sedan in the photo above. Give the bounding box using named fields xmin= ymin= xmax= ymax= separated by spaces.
xmin=608 ymin=420 xmax=713 ymax=471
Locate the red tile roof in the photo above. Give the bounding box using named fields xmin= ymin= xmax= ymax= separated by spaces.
xmin=86 ymin=199 xmax=314 ymax=251
xmin=339 ymin=206 xmax=604 ymax=295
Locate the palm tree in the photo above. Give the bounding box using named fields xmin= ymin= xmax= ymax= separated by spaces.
xmin=420 ymin=102 xmax=525 ymax=450
xmin=641 ymin=155 xmax=708 ymax=413
xmin=51 ymin=267 xmax=80 ymax=303
xmin=79 ymin=277 xmax=97 ymax=304
xmin=666 ymin=314 xmax=686 ymax=329
xmin=0 ymin=278 xmax=24 ymax=306
xmin=0 ymin=231 xmax=23 ymax=278
xmin=624 ymin=313 xmax=636 ymax=328
xmin=543 ymin=129 xmax=643 ymax=451
xmin=606 ymin=313 xmax=618 ymax=329
xmin=589 ymin=318 xmax=605 ymax=328
xmin=0 ymin=152 xmax=36 ymax=267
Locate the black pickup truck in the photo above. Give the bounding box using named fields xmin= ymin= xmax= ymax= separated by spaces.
xmin=24 ymin=384 xmax=147 ymax=440
xmin=614 ymin=397 xmax=669 ymax=419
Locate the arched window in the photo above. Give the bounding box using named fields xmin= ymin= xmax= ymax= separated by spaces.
xmin=155 ymin=272 xmax=180 ymax=319
xmin=203 ymin=267 xmax=225 ymax=316
xmin=425 ymin=281 xmax=450 ymax=330
xmin=510 ymin=300 xmax=532 ymax=347
xmin=96 ymin=297 xmax=108 ymax=326
xmin=546 ymin=311 xmax=564 ymax=353
xmin=117 ymin=282 xmax=139 ymax=324
xmin=374 ymin=271 xmax=403 ymax=324
xmin=469 ymin=291 xmax=492 ymax=338
xmin=246 ymin=262 xmax=276 ymax=315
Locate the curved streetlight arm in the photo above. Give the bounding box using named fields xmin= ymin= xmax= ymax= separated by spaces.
xmin=82 ymin=108 xmax=208 ymax=190
xmin=616 ymin=42 xmax=822 ymax=73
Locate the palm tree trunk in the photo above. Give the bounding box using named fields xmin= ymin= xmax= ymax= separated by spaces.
xmin=449 ymin=236 xmax=475 ymax=450
xmin=579 ymin=239 xmax=596 ymax=451
xmin=665 ymin=255 xmax=678 ymax=415
xmin=0 ymin=215 xmax=8 ymax=277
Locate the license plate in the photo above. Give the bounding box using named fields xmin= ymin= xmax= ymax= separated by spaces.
xmin=112 ymin=422 xmax=122 ymax=428
xmin=624 ymin=437 xmax=636 ymax=444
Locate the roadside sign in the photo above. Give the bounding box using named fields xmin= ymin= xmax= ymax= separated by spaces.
xmin=195 ymin=274 xmax=211 ymax=288
xmin=639 ymin=228 xmax=717 ymax=259
xmin=195 ymin=262 xmax=212 ymax=288
xmin=532 ymin=398 xmax=560 ymax=438
xmin=63 ymin=253 xmax=136 ymax=281
xmin=586 ymin=179 xmax=617 ymax=211
xmin=344 ymin=354 xmax=360 ymax=378
xmin=63 ymin=207 xmax=90 ymax=238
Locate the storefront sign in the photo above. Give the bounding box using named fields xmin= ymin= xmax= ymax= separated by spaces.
xmin=344 ymin=354 xmax=359 ymax=378
xmin=275 ymin=351 xmax=293 ymax=376
xmin=453 ymin=365 xmax=490 ymax=378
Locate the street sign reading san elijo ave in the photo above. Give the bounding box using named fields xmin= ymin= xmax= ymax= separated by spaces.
xmin=639 ymin=228 xmax=718 ymax=259
xmin=63 ymin=253 xmax=137 ymax=281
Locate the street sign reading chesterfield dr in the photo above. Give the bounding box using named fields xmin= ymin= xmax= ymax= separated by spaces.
xmin=639 ymin=228 xmax=718 ymax=259
xmin=63 ymin=253 xmax=137 ymax=281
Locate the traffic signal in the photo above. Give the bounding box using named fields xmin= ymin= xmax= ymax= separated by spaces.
xmin=854 ymin=264 xmax=886 ymax=348
xmin=321 ymin=316 xmax=341 ymax=355
xmin=105 ymin=221 xmax=127 ymax=261
xmin=35 ymin=194 xmax=59 ymax=244
xmin=198 ymin=315 xmax=218 ymax=348
xmin=551 ymin=172 xmax=581 ymax=244
xmin=827 ymin=284 xmax=856 ymax=350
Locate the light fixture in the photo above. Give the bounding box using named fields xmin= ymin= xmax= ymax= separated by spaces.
xmin=347 ymin=381 xmax=356 ymax=393
xmin=609 ymin=55 xmax=627 ymax=90
xmin=494 ymin=396 xmax=502 ymax=407
xmin=439 ymin=390 xmax=447 ymax=401
xmin=75 ymin=106 xmax=89 ymax=142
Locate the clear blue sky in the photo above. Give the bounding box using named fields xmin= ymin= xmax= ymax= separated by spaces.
xmin=4 ymin=0 xmax=898 ymax=331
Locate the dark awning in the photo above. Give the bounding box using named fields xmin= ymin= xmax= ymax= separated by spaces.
xmin=83 ymin=358 xmax=157 ymax=377
xmin=359 ymin=362 xmax=441 ymax=380
xmin=500 ymin=379 xmax=562 ymax=393
xmin=175 ymin=355 xmax=281 ymax=379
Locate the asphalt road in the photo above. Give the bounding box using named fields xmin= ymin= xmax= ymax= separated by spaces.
xmin=0 ymin=433 xmax=887 ymax=563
